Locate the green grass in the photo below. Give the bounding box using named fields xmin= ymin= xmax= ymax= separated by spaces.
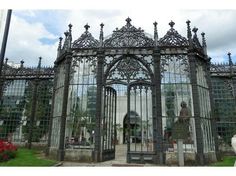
xmin=0 ymin=148 xmax=57 ymax=166
xmin=210 ymin=156 xmax=236 ymax=166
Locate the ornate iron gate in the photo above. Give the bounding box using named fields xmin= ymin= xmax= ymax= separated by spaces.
xmin=127 ymin=82 xmax=154 ymax=163
xmin=101 ymin=86 xmax=117 ymax=161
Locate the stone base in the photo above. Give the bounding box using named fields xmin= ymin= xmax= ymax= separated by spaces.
xmin=165 ymin=151 xmax=217 ymax=166
xmin=165 ymin=152 xmax=196 ymax=165
xmin=204 ymin=151 xmax=217 ymax=164
xmin=49 ymin=147 xmax=93 ymax=162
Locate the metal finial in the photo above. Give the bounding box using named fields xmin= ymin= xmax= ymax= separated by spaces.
xmin=68 ymin=24 xmax=72 ymax=35
xmin=228 ymin=52 xmax=233 ymax=75
xmin=64 ymin=31 xmax=69 ymax=37
xmin=228 ymin=52 xmax=232 ymax=64
xmin=84 ymin=23 xmax=90 ymax=31
xmin=192 ymin=27 xmax=198 ymax=34
xmin=153 ymin=21 xmax=158 ymax=46
xmin=153 ymin=21 xmax=157 ymax=28
xmin=59 ymin=37 xmax=63 ymax=45
xmin=99 ymin=23 xmax=104 ymax=47
xmin=38 ymin=57 xmax=42 ymax=69
xmin=169 ymin=21 xmax=175 ymax=28
xmin=58 ymin=37 xmax=63 ymax=51
xmin=228 ymin=52 xmax=232 ymax=65
xmin=5 ymin=58 xmax=8 ymax=64
xmin=201 ymin=32 xmax=206 ymax=47
xmin=126 ymin=17 xmax=132 ymax=24
xmin=186 ymin=20 xmax=191 ymax=25
xmin=20 ymin=60 xmax=24 ymax=68
xmin=186 ymin=20 xmax=192 ymax=40
xmin=68 ymin=23 xmax=72 ymax=30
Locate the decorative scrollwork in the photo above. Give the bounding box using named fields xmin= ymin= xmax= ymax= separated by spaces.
xmin=104 ymin=17 xmax=154 ymax=48
xmin=210 ymin=63 xmax=236 ymax=76
xmin=159 ymin=21 xmax=188 ymax=47
xmin=106 ymin=57 xmax=150 ymax=83
xmin=72 ymin=25 xmax=99 ymax=49
xmin=176 ymin=55 xmax=190 ymax=73
xmin=71 ymin=56 xmax=97 ymax=75
xmin=2 ymin=64 xmax=54 ymax=80
xmin=160 ymin=55 xmax=172 ymax=75
xmin=160 ymin=55 xmax=190 ymax=78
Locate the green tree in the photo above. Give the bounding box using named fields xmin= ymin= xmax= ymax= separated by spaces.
xmin=0 ymin=80 xmax=26 ymax=140
xmin=164 ymin=84 xmax=175 ymax=141
xmin=23 ymin=80 xmax=53 ymax=142
xmin=0 ymin=102 xmax=23 ymax=139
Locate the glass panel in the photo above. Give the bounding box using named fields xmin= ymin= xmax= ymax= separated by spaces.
xmin=65 ymin=57 xmax=97 ymax=149
xmin=102 ymin=87 xmax=116 ymax=151
xmin=129 ymin=85 xmax=153 ymax=152
xmin=0 ymin=79 xmax=53 ymax=145
xmin=51 ymin=64 xmax=65 ymax=148
xmin=0 ymin=80 xmax=28 ymax=142
xmin=211 ymin=77 xmax=236 ymax=146
xmin=196 ymin=62 xmax=214 ymax=152
xmin=161 ymin=55 xmax=196 ymax=154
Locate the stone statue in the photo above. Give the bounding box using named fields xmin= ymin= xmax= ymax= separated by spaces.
xmin=172 ymin=101 xmax=190 ymax=140
xmin=172 ymin=101 xmax=191 ymax=166
xmin=178 ymin=101 xmax=190 ymax=123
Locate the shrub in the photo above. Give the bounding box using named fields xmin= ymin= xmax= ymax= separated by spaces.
xmin=0 ymin=140 xmax=17 ymax=162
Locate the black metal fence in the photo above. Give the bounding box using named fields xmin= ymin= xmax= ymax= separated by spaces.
xmin=0 ymin=58 xmax=54 ymax=149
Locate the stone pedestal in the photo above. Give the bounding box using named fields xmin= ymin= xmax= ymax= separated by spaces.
xmin=172 ymin=119 xmax=189 ymax=166
xmin=177 ymin=139 xmax=184 ymax=166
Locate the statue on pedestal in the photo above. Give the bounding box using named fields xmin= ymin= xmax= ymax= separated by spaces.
xmin=172 ymin=101 xmax=190 ymax=140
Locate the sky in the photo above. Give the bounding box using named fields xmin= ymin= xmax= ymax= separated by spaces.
xmin=1 ymin=3 xmax=236 ymax=67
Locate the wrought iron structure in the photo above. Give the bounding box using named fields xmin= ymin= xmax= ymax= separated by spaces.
xmin=49 ymin=18 xmax=219 ymax=165
xmin=0 ymin=58 xmax=54 ymax=149
xmin=0 ymin=18 xmax=234 ymax=166
xmin=210 ymin=53 xmax=236 ymax=149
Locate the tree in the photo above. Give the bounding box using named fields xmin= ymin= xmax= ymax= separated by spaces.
xmin=0 ymin=80 xmax=26 ymax=140
xmin=0 ymin=101 xmax=23 ymax=139
xmin=164 ymin=84 xmax=176 ymax=141
xmin=23 ymin=80 xmax=53 ymax=142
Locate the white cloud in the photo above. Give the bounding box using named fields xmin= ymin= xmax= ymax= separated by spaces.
xmin=5 ymin=10 xmax=236 ymax=66
xmin=5 ymin=14 xmax=58 ymax=66
xmin=66 ymin=9 xmax=236 ymax=63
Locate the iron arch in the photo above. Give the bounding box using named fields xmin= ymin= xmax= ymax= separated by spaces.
xmin=103 ymin=54 xmax=154 ymax=84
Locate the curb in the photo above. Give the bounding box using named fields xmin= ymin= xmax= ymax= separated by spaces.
xmin=53 ymin=162 xmax=63 ymax=167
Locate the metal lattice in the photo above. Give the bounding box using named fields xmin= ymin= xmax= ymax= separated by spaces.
xmin=0 ymin=58 xmax=54 ymax=149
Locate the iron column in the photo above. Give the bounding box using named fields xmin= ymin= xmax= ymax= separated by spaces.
xmin=0 ymin=9 xmax=12 ymax=100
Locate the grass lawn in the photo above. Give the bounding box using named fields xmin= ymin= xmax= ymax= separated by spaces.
xmin=0 ymin=148 xmax=57 ymax=166
xmin=210 ymin=156 xmax=236 ymax=166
